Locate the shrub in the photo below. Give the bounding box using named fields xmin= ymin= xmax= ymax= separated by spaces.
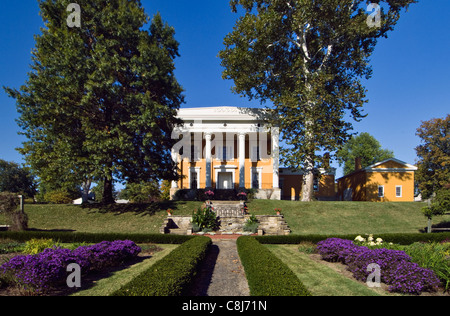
xmin=112 ymin=236 xmax=211 ymax=296
xmin=192 ymin=206 xmax=219 ymax=232
xmin=23 ymin=238 xmax=57 ymax=255
xmin=237 ymin=236 xmax=311 ymax=296
xmin=243 ymin=214 xmax=259 ymax=233
xmin=0 ymin=240 xmax=141 ymax=294
xmin=316 ymin=238 xmax=441 ymax=295
xmin=44 ymin=189 xmax=74 ymax=204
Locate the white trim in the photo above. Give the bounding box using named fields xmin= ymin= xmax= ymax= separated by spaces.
xmin=215 ymin=168 xmax=236 ymax=189
xmin=365 ymin=168 xmax=417 ymax=172
xmin=250 ymin=167 xmax=263 ymax=190
xmin=189 ymin=167 xmax=201 ymax=190
xmin=396 ymin=185 xmax=403 ymax=198
xmin=364 ymin=158 xmax=417 ymax=171
xmin=378 ymin=185 xmax=385 ymax=198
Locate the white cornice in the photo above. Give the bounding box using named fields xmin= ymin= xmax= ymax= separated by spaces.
xmin=177 ymin=106 xmax=268 ymax=122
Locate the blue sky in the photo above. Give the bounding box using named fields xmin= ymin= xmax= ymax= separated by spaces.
xmin=0 ymin=0 xmax=449 ymax=179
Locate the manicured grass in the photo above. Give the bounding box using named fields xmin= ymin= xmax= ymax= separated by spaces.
xmin=1 ymin=200 xmax=447 ymax=235
xmin=71 ymin=244 xmax=178 ymax=296
xmin=247 ymin=200 xmax=449 ymax=235
xmin=265 ymin=244 xmax=394 ymax=296
xmin=0 ymin=201 xmax=203 ymax=234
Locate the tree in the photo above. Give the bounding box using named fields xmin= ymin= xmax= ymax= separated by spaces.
xmin=337 ymin=132 xmax=394 ymax=175
xmin=0 ymin=159 xmax=37 ymax=198
xmin=415 ymin=114 xmax=449 ymax=200
xmin=5 ymin=0 xmax=184 ymax=204
xmin=422 ymin=186 xmax=450 ymax=233
xmin=219 ymin=0 xmax=416 ymax=201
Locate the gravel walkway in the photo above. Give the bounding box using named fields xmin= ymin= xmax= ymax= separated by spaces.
xmin=186 ymin=239 xmax=250 ymax=296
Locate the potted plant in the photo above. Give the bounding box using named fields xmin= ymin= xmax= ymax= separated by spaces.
xmin=204 ymin=190 xmax=214 ymax=201
xmin=166 ymin=209 xmax=173 ymax=216
xmin=275 ymin=208 xmax=282 ymax=216
xmin=237 ymin=191 xmax=247 ymax=201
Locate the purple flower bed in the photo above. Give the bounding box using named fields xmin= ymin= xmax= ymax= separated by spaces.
xmin=316 ymin=238 xmax=441 ymax=295
xmin=0 ymin=240 xmax=141 ymax=294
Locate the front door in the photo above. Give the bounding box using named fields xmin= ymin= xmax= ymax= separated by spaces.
xmin=218 ymin=172 xmax=233 ymax=189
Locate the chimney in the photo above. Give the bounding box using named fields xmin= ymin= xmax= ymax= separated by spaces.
xmin=355 ymin=157 xmax=362 ymax=171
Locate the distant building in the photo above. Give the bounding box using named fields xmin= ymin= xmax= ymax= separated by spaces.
xmin=337 ymin=158 xmax=417 ymax=202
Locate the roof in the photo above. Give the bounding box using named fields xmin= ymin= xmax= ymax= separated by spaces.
xmin=177 ymin=106 xmax=268 ymax=122
xmin=337 ymin=158 xmax=417 ymax=181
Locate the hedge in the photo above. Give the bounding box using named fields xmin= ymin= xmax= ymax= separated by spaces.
xmin=236 ymin=236 xmax=311 ymax=296
xmin=111 ymin=236 xmax=211 ymax=296
xmin=0 ymin=231 xmax=194 ymax=244
xmin=255 ymin=232 xmax=450 ymax=245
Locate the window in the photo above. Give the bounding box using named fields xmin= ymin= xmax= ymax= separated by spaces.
xmin=313 ymin=177 xmax=319 ymax=192
xmin=190 ymin=145 xmax=200 ymax=161
xmin=378 ymin=186 xmax=384 ymax=198
xmin=251 ymin=167 xmax=262 ymax=189
xmin=190 ymin=171 xmax=198 ymax=189
xmin=396 ymin=185 xmax=402 ymax=198
xmin=251 ymin=146 xmax=260 ymax=161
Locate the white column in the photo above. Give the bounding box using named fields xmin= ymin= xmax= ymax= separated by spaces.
xmin=171 ymin=147 xmax=179 ymax=189
xmin=272 ymin=127 xmax=280 ymax=189
xmin=205 ymin=132 xmax=212 ymax=188
xmin=239 ymin=132 xmax=246 ymax=188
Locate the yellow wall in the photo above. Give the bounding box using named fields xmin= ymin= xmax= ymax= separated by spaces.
xmin=337 ymin=160 xmax=416 ymax=202
xmin=279 ymin=174 xmax=336 ymax=200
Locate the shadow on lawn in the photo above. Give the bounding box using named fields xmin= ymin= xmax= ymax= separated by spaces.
xmin=80 ymin=201 xmax=186 ymax=217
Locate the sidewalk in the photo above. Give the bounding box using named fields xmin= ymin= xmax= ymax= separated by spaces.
xmin=186 ymin=239 xmax=250 ymax=296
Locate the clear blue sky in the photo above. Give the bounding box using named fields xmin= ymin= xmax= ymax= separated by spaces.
xmin=0 ymin=0 xmax=449 ymax=179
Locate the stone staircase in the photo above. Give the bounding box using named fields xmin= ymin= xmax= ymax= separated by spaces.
xmin=256 ymin=215 xmax=291 ymax=236
xmin=160 ymin=216 xmax=193 ymax=235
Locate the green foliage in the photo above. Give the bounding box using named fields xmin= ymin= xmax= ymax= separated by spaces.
xmin=0 ymin=160 xmax=37 ymax=198
xmin=237 ymin=236 xmax=311 ymax=296
xmin=159 ymin=180 xmax=171 ymax=201
xmin=112 ymin=236 xmax=211 ymax=296
xmin=120 ymin=181 xmax=161 ymax=203
xmin=220 ymin=0 xmax=416 ymax=201
xmin=415 ymin=115 xmax=450 ymax=199
xmin=336 ymin=132 xmax=394 ymax=175
xmin=403 ymin=242 xmax=450 ymax=291
xmin=43 ymin=189 xmax=75 ymax=204
xmin=22 ymin=238 xmax=56 ymax=255
xmin=192 ymin=206 xmax=219 ymax=232
xmin=422 ymin=187 xmax=450 ymax=220
xmin=255 ymin=233 xmax=450 ymax=246
xmin=0 ymin=193 xmax=28 ymax=231
xmin=243 ymin=214 xmax=259 ymax=233
xmin=4 ymin=0 xmax=184 ymax=204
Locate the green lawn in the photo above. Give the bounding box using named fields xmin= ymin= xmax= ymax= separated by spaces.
xmin=71 ymin=244 xmax=178 ymax=296
xmin=1 ymin=200 xmax=447 ymax=235
xmin=265 ymin=244 xmax=395 ymax=296
xmin=247 ymin=200 xmax=449 ymax=235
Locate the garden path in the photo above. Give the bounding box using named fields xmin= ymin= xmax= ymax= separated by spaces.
xmin=186 ymin=239 xmax=250 ymax=296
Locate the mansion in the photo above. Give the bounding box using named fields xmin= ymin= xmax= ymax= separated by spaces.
xmin=170 ymin=107 xmax=336 ymax=201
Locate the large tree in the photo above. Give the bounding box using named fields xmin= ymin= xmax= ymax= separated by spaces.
xmin=337 ymin=132 xmax=394 ymax=175
xmin=219 ymin=0 xmax=416 ymax=201
xmin=5 ymin=0 xmax=184 ymax=204
xmin=415 ymin=114 xmax=449 ymax=200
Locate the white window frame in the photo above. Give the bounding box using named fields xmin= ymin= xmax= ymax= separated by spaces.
xmin=250 ymin=167 xmax=263 ymax=189
xmin=189 ymin=167 xmax=201 ymax=189
xmin=378 ymin=185 xmax=384 ymax=198
xmin=396 ymin=185 xmax=402 ymax=198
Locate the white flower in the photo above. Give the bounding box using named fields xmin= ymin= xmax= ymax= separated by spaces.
xmin=355 ymin=235 xmax=366 ymax=242
xmin=376 ymin=238 xmax=383 ymax=244
xmin=368 ymin=241 xmax=376 ymax=246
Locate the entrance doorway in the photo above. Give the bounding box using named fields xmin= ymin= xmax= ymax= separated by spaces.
xmin=217 ymin=172 xmax=233 ymax=189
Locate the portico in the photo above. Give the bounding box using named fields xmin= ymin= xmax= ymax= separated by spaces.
xmin=170 ymin=106 xmax=281 ymax=200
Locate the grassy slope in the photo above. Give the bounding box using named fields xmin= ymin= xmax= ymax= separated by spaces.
xmin=1 ymin=200 xmax=448 ymax=235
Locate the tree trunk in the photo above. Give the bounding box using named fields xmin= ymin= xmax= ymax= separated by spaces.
xmin=81 ymin=179 xmax=92 ymax=204
xmin=102 ymin=176 xmax=115 ymax=204
xmin=301 ymin=156 xmax=315 ymax=202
